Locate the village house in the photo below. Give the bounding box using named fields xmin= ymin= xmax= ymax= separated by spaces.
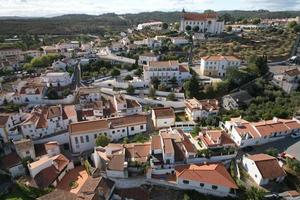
xmin=134 ymin=38 xmax=162 ymax=49
xmin=138 ymin=52 xmax=160 ymax=65
xmin=143 ymin=60 xmax=191 ymax=84
xmin=12 ymin=82 xmax=46 ymax=104
xmin=78 ymin=87 xmax=102 ymax=104
xmin=151 ymin=107 xmax=175 ymax=129
xmin=199 ymin=55 xmax=241 ymax=77
xmin=170 ymin=37 xmax=189 ymax=45
xmin=272 ymin=68 xmax=300 ymax=94
xmin=52 ymin=60 xmax=67 ymax=71
xmin=27 ymin=143 xmax=74 ymax=188
xmin=0 ymin=113 xmax=26 ymax=143
xmin=185 ymin=98 xmax=220 ymax=121
xmin=137 ymin=21 xmax=163 ymax=31
xmin=198 ymin=130 xmax=235 ymax=149
xmin=13 ymin=139 xmax=36 ymax=160
xmin=20 ymin=105 xmax=77 ymax=140
xmin=0 ymin=48 xmax=24 ymax=62
xmin=80 ymin=101 xmax=105 ymax=121
xmin=223 ymin=117 xmax=300 ymax=148
xmin=69 ymin=114 xmax=147 ymax=153
xmin=1 ymin=152 xmax=25 ymax=177
xmin=41 ymin=72 xmax=72 ymax=87
xmin=150 ymin=128 xmax=197 ymax=171
xmin=222 ymin=90 xmax=253 ymax=111
xmin=93 ymin=144 xmax=128 ymax=178
xmin=113 ymin=94 xmax=142 ymax=116
xmin=242 ymin=154 xmax=286 ymax=186
xmin=179 ymin=11 xmax=224 ymax=34
xmin=174 ymin=163 xmax=238 ymax=197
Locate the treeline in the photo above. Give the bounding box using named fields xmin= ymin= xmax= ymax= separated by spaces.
xmin=1 ymin=10 xmax=300 ymax=35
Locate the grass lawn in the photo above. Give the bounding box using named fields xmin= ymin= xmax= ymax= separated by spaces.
xmin=1 ymin=182 xmax=52 ymax=200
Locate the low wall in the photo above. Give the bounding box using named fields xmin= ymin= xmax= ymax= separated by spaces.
xmin=33 ymin=132 xmax=70 ymax=144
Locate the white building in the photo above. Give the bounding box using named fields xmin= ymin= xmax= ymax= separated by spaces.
xmin=69 ymin=114 xmax=147 ymax=153
xmin=41 ymin=72 xmax=72 ymax=87
xmin=113 ymin=94 xmax=142 ymax=116
xmin=28 ymin=153 xmax=74 ymax=188
xmin=272 ymin=68 xmax=300 ymax=94
xmin=200 ymin=55 xmax=241 ymax=77
xmin=185 ymin=98 xmax=220 ymax=121
xmin=138 ymin=52 xmax=160 ymax=65
xmin=0 ymin=113 xmax=27 ymax=143
xmin=78 ymin=87 xmax=102 ymax=104
xmin=143 ymin=60 xmax=191 ymax=83
xmin=179 ymin=11 xmax=224 ymax=34
xmin=170 ymin=37 xmax=189 ymax=45
xmin=137 ymin=21 xmax=163 ymax=31
xmin=223 ymin=117 xmax=300 ymax=148
xmin=1 ymin=152 xmax=25 ymax=178
xmin=93 ymin=144 xmax=128 ymax=178
xmin=20 ymin=105 xmax=77 ymax=140
xmin=151 ymin=107 xmax=175 ymax=129
xmin=13 ymin=139 xmax=36 ymax=160
xmin=0 ymin=48 xmax=24 ymax=61
xmin=175 ymin=163 xmax=237 ymax=197
xmin=242 ymin=154 xmax=286 ymax=186
xmin=52 ymin=60 xmax=67 ymax=71
xmin=134 ymin=38 xmax=162 ymax=49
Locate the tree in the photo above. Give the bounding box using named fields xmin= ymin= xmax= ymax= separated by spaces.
xmin=245 ymin=187 xmax=265 ymax=200
xmin=149 ymin=87 xmax=156 ymax=99
xmin=265 ymin=147 xmax=279 ymax=157
xmin=166 ymin=92 xmax=176 ymax=101
xmin=252 ymin=18 xmax=261 ymax=25
xmin=151 ymin=77 xmax=161 ymax=89
xmin=162 ymin=23 xmax=169 ymax=30
xmin=47 ymin=88 xmax=59 ymax=99
xmin=183 ymin=74 xmax=199 ymax=99
xmin=110 ymin=68 xmax=120 ymax=77
xmin=126 ymin=85 xmax=135 ymax=95
xmin=288 ymin=21 xmax=298 ymax=29
xmin=191 ymin=125 xmax=200 ymax=137
xmin=134 ymin=68 xmax=143 ymax=77
xmin=204 ymin=9 xmax=215 ymax=13
xmin=124 ymin=75 xmax=133 ymax=81
xmin=192 ymin=26 xmax=199 ymax=32
xmin=185 ymin=25 xmax=192 ymax=32
xmin=95 ymin=135 xmax=110 ymax=147
xmin=158 ymin=83 xmax=168 ymax=91
xmin=226 ymin=26 xmax=233 ymax=32
xmin=242 ymin=19 xmax=248 ymax=24
xmin=294 ymin=25 xmax=300 ymax=33
xmin=169 ymin=76 xmax=177 ymax=85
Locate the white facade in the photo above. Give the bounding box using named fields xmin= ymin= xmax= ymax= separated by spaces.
xmin=242 ymin=155 xmax=285 ymax=185
xmin=170 ymin=37 xmax=189 ymax=45
xmin=41 ymin=72 xmax=72 ymax=87
xmin=137 ymin=22 xmax=163 ymax=31
xmin=200 ymin=55 xmax=241 ymax=77
xmin=143 ymin=60 xmax=191 ymax=84
xmin=52 ymin=61 xmax=67 ymax=71
xmin=179 ymin=12 xmax=224 ymax=34
xmin=138 ymin=54 xmax=160 ymax=65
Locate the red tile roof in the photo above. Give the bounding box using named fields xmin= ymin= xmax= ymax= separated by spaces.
xmin=247 ymin=154 xmax=286 ymax=179
xmin=1 ymin=152 xmax=22 ymax=169
xmin=175 ymin=163 xmax=238 ymax=189
xmin=202 ymin=55 xmax=240 ymax=62
xmin=152 ymin=107 xmax=175 ymax=119
xmin=183 ymin=12 xmax=217 ymax=21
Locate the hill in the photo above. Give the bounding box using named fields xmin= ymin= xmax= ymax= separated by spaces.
xmin=1 ymin=10 xmax=300 ymax=35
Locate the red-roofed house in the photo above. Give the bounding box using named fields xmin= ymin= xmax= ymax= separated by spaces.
xmin=242 ymin=154 xmax=286 ymax=185
xmin=185 ymin=98 xmax=220 ymax=121
xmin=175 ymin=163 xmax=237 ymax=197
xmin=200 ymin=55 xmax=241 ymax=77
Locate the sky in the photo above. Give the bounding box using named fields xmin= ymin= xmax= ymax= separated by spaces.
xmin=0 ymin=0 xmax=300 ymax=17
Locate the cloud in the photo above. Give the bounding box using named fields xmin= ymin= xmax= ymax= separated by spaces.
xmin=0 ymin=0 xmax=299 ymax=17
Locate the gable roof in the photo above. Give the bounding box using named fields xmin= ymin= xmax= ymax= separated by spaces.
xmin=1 ymin=152 xmax=22 ymax=169
xmin=202 ymin=55 xmax=240 ymax=62
xmin=247 ymin=154 xmax=286 ymax=179
xmin=152 ymin=107 xmax=175 ymax=119
xmin=175 ymin=163 xmax=238 ymax=189
xmin=183 ymin=12 xmax=217 ymax=21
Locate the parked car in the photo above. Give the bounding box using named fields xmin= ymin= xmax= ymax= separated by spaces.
xmin=291 ymin=132 xmax=300 ymax=138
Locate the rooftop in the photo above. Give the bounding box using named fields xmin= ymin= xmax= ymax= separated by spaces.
xmin=152 ymin=107 xmax=175 ymax=119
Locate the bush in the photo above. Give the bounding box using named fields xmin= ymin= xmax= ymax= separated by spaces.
xmin=95 ymin=135 xmax=110 ymax=147
xmin=265 ymin=147 xmax=279 ymax=157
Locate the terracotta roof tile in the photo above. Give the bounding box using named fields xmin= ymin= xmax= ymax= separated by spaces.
xmin=151 ymin=135 xmax=162 ymax=151
xmin=247 ymin=154 xmax=286 ymax=179
xmin=183 ymin=12 xmax=217 ymax=21
xmin=175 ymin=163 xmax=238 ymax=189
xmin=153 ymin=107 xmax=175 ymax=119
xmin=1 ymin=152 xmax=22 ymax=169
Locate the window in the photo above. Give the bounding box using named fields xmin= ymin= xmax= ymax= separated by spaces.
xmin=122 ymin=129 xmax=125 ymax=133
xmin=200 ymin=183 xmax=205 ymax=187
xmin=140 ymin=125 xmax=144 ymax=130
xmin=75 ymin=137 xmax=79 ymax=144
xmin=183 ymin=180 xmax=189 ymax=184
xmin=94 ymin=134 xmax=97 ymax=139
xmin=212 ymin=185 xmax=218 ymax=190
xmin=80 ymin=136 xmax=84 ymax=143
xmin=131 ymin=127 xmax=134 ymax=131
xmin=112 ymin=131 xmax=115 ymax=134
xmin=86 ymin=135 xmax=89 ymax=142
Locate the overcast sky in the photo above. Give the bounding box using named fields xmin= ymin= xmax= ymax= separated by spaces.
xmin=0 ymin=0 xmax=299 ymax=17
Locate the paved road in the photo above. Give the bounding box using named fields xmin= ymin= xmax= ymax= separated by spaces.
xmin=245 ymin=136 xmax=300 ymax=156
